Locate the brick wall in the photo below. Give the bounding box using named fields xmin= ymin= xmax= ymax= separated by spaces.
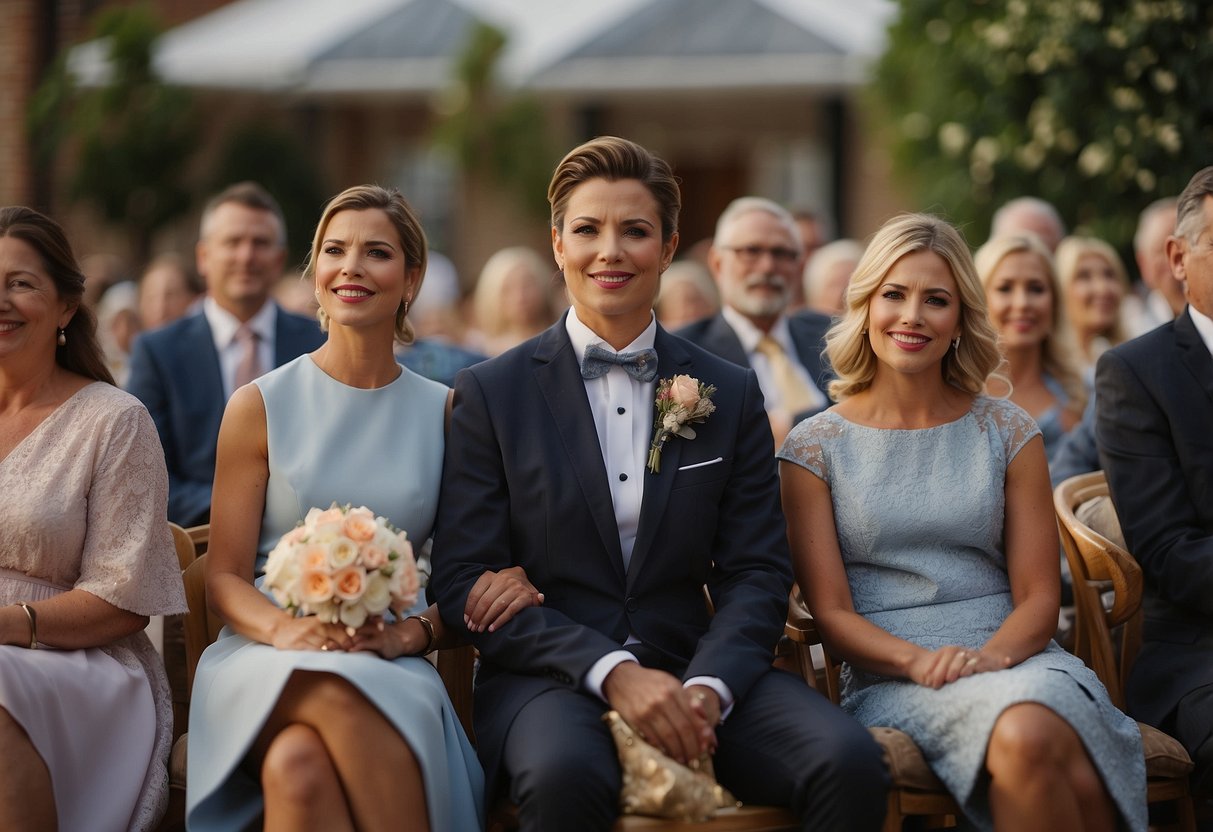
xmin=0 ymin=0 xmax=41 ymax=205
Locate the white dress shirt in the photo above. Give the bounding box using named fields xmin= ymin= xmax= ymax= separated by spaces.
xmin=566 ymin=310 xmax=734 ymax=716
xmin=1189 ymin=304 xmax=1213 ymax=361
xmin=204 ymin=297 xmax=278 ymax=400
xmin=720 ymin=305 xmax=826 ymax=413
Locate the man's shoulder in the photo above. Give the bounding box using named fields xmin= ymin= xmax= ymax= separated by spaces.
xmin=788 ymin=309 xmax=832 ymax=341
xmin=132 ymin=312 xmax=211 ymax=357
xmin=673 ymin=314 xmax=727 ymax=343
xmin=1100 ymin=320 xmax=1180 ymax=373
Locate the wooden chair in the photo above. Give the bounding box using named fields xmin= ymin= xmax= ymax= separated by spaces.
xmin=784 ymin=590 xmax=959 ymax=832
xmin=1055 ymin=471 xmax=1196 ymax=831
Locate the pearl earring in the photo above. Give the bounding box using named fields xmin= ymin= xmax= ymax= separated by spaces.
xmin=57 ymin=328 xmax=67 ymax=346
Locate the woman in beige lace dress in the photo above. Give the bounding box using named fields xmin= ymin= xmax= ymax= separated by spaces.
xmin=0 ymin=206 xmax=187 ymax=830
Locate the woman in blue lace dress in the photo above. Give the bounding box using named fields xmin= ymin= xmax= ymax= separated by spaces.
xmin=778 ymin=214 xmax=1145 ymax=831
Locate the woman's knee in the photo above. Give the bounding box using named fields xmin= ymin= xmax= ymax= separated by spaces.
xmin=261 ymin=724 xmax=340 ymax=803
xmin=987 ymin=704 xmax=1073 ymax=776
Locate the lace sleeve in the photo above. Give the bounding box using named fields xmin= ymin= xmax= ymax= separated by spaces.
xmin=776 ymin=413 xmax=842 ymax=482
xmin=979 ymin=396 xmax=1042 ymax=463
xmin=76 ymin=397 xmax=188 ymax=616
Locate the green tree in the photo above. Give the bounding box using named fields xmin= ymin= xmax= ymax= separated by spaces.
xmin=432 ymin=22 xmax=555 ymax=219
xmin=870 ymin=0 xmax=1213 ymax=255
xmin=207 ymin=125 xmax=331 ymax=268
xmin=29 ymin=4 xmax=196 ymax=264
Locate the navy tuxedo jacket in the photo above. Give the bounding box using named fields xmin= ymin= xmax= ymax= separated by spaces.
xmin=675 ymin=310 xmax=832 ymax=412
xmin=126 ymin=305 xmax=325 ymax=527
xmin=1096 ymin=309 xmax=1213 ymax=727
xmin=432 ymin=318 xmax=793 ymax=785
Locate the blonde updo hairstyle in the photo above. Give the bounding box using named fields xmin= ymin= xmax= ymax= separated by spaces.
xmin=304 ymin=184 xmax=428 ymax=345
xmin=974 ymin=233 xmax=1087 ymax=415
xmin=826 ymin=213 xmax=1003 ymax=402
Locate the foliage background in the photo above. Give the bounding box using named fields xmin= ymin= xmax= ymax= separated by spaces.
xmin=870 ymin=0 xmax=1213 ymax=265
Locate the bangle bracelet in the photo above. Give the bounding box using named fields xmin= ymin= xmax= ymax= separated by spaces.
xmin=406 ymin=614 xmax=436 ymax=655
xmin=16 ymin=603 xmax=37 ymax=649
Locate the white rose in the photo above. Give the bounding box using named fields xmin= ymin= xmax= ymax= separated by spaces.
xmin=339 ymin=602 xmax=369 ymax=629
xmin=361 ymin=572 xmax=392 ymax=615
xmin=329 ymin=538 xmax=359 ymax=569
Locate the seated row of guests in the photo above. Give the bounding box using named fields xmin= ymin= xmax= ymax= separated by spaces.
xmin=1 ymin=141 xmax=1171 ymax=831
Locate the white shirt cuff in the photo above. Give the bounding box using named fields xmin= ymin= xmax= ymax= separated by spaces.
xmin=585 ymin=650 xmax=638 ymax=701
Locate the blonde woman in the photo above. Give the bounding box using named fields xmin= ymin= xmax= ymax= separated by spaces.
xmin=1055 ymin=235 xmax=1130 ymax=371
xmin=975 ymin=234 xmax=1086 ymax=460
xmin=469 ymin=246 xmax=556 ymax=356
xmin=778 ymin=213 xmax=1145 ymax=831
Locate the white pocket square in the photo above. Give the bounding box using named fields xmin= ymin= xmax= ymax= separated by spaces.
xmin=678 ymin=457 xmax=724 ymax=471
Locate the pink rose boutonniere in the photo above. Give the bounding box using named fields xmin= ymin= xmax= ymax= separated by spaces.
xmin=647 ymin=374 xmax=717 ymax=474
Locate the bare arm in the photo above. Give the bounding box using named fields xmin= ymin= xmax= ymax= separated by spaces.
xmin=205 ymin=384 xmax=354 ymax=651
xmin=0 ymin=592 xmax=147 ymax=649
xmin=979 ymin=434 xmax=1060 ymax=664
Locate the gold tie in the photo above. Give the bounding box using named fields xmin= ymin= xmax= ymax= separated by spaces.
xmin=233 ymin=324 xmax=264 ymax=390
xmin=755 ymin=335 xmax=818 ymax=415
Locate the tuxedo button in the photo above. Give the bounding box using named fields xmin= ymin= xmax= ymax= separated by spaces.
xmin=619 ymin=473 xmax=628 ymax=482
xmin=617 ymin=406 xmax=626 ymax=414
xmin=625 ymin=596 xmax=638 ymax=612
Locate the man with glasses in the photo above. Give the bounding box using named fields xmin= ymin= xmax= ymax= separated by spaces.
xmin=677 ymin=197 xmax=831 ymax=446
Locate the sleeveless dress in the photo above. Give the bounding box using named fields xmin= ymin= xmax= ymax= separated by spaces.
xmin=777 ymin=396 xmax=1146 ymax=831
xmin=186 ymin=356 xmax=484 ymax=831
xmin=0 ymin=382 xmax=187 ymax=831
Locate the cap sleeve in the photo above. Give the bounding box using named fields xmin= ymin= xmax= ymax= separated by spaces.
xmin=76 ymin=400 xmax=188 ymax=616
xmin=978 ymin=396 xmax=1042 ymax=463
xmin=776 ymin=413 xmax=841 ymax=482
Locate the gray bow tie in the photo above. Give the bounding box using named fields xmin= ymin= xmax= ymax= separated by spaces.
xmin=580 ymin=344 xmax=659 ymax=383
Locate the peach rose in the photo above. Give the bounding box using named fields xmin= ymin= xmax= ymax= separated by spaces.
xmin=669 ymin=375 xmax=700 ymax=409
xmin=362 ymin=543 xmax=388 ymax=570
xmin=332 ymin=565 xmax=367 ymax=603
xmin=389 ymin=560 xmax=420 ymax=608
xmin=297 ymin=543 xmax=332 ymax=573
xmin=343 ymin=508 xmax=377 ymax=542
xmin=299 ymin=569 xmax=334 ymax=605
xmin=281 ymin=525 xmax=307 ymax=545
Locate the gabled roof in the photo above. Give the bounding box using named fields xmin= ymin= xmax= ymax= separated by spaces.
xmin=68 ymin=0 xmax=893 ymax=94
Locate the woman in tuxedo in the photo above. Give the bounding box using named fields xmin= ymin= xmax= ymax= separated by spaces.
xmin=0 ymin=206 xmax=187 ymax=830
xmin=433 ymin=137 xmax=887 ymax=832
xmin=778 ymin=213 xmax=1146 ymax=831
xmin=186 ymin=185 xmax=539 ymax=832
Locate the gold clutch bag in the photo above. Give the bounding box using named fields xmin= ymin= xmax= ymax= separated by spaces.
xmin=603 ymin=709 xmax=739 ymax=822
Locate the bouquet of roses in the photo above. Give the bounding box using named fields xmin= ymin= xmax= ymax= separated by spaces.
xmin=262 ymin=503 xmax=422 ymax=629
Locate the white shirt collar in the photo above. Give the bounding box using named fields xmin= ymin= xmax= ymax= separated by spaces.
xmin=564 ymin=307 xmax=657 ymax=360
xmin=204 ymin=296 xmax=277 ymax=348
xmin=720 ymin=304 xmax=794 ymax=354
xmin=1188 ymin=305 xmax=1213 ymax=359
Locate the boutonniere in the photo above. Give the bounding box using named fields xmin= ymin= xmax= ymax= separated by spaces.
xmin=647 ymin=375 xmax=717 ymax=474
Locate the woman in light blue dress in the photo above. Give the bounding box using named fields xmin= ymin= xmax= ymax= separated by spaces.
xmin=187 ymin=185 xmax=540 ymax=831
xmin=778 ymin=214 xmax=1146 ymax=831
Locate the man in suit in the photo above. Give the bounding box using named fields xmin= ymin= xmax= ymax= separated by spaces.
xmin=126 ymin=182 xmax=323 ymax=527
xmin=1097 ymin=165 xmax=1213 ymax=794
xmin=432 ymin=137 xmax=886 ymax=832
xmin=676 ymin=197 xmax=831 ymax=445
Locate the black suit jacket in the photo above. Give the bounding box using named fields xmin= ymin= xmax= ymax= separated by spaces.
xmin=125 ymin=305 xmax=325 ymax=526
xmin=1096 ymin=309 xmax=1213 ymax=727
xmin=674 ymin=310 xmax=832 ymax=416
xmin=431 ymin=318 xmax=793 ymax=789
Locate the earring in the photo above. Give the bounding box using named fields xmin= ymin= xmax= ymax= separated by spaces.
xmin=57 ymin=328 xmax=67 ymax=346
xmin=403 ymin=298 xmax=411 ymax=317
xmin=952 ymin=335 xmax=961 ymax=350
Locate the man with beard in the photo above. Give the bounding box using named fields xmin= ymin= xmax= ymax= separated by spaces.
xmin=677 ymin=197 xmax=830 ymax=446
